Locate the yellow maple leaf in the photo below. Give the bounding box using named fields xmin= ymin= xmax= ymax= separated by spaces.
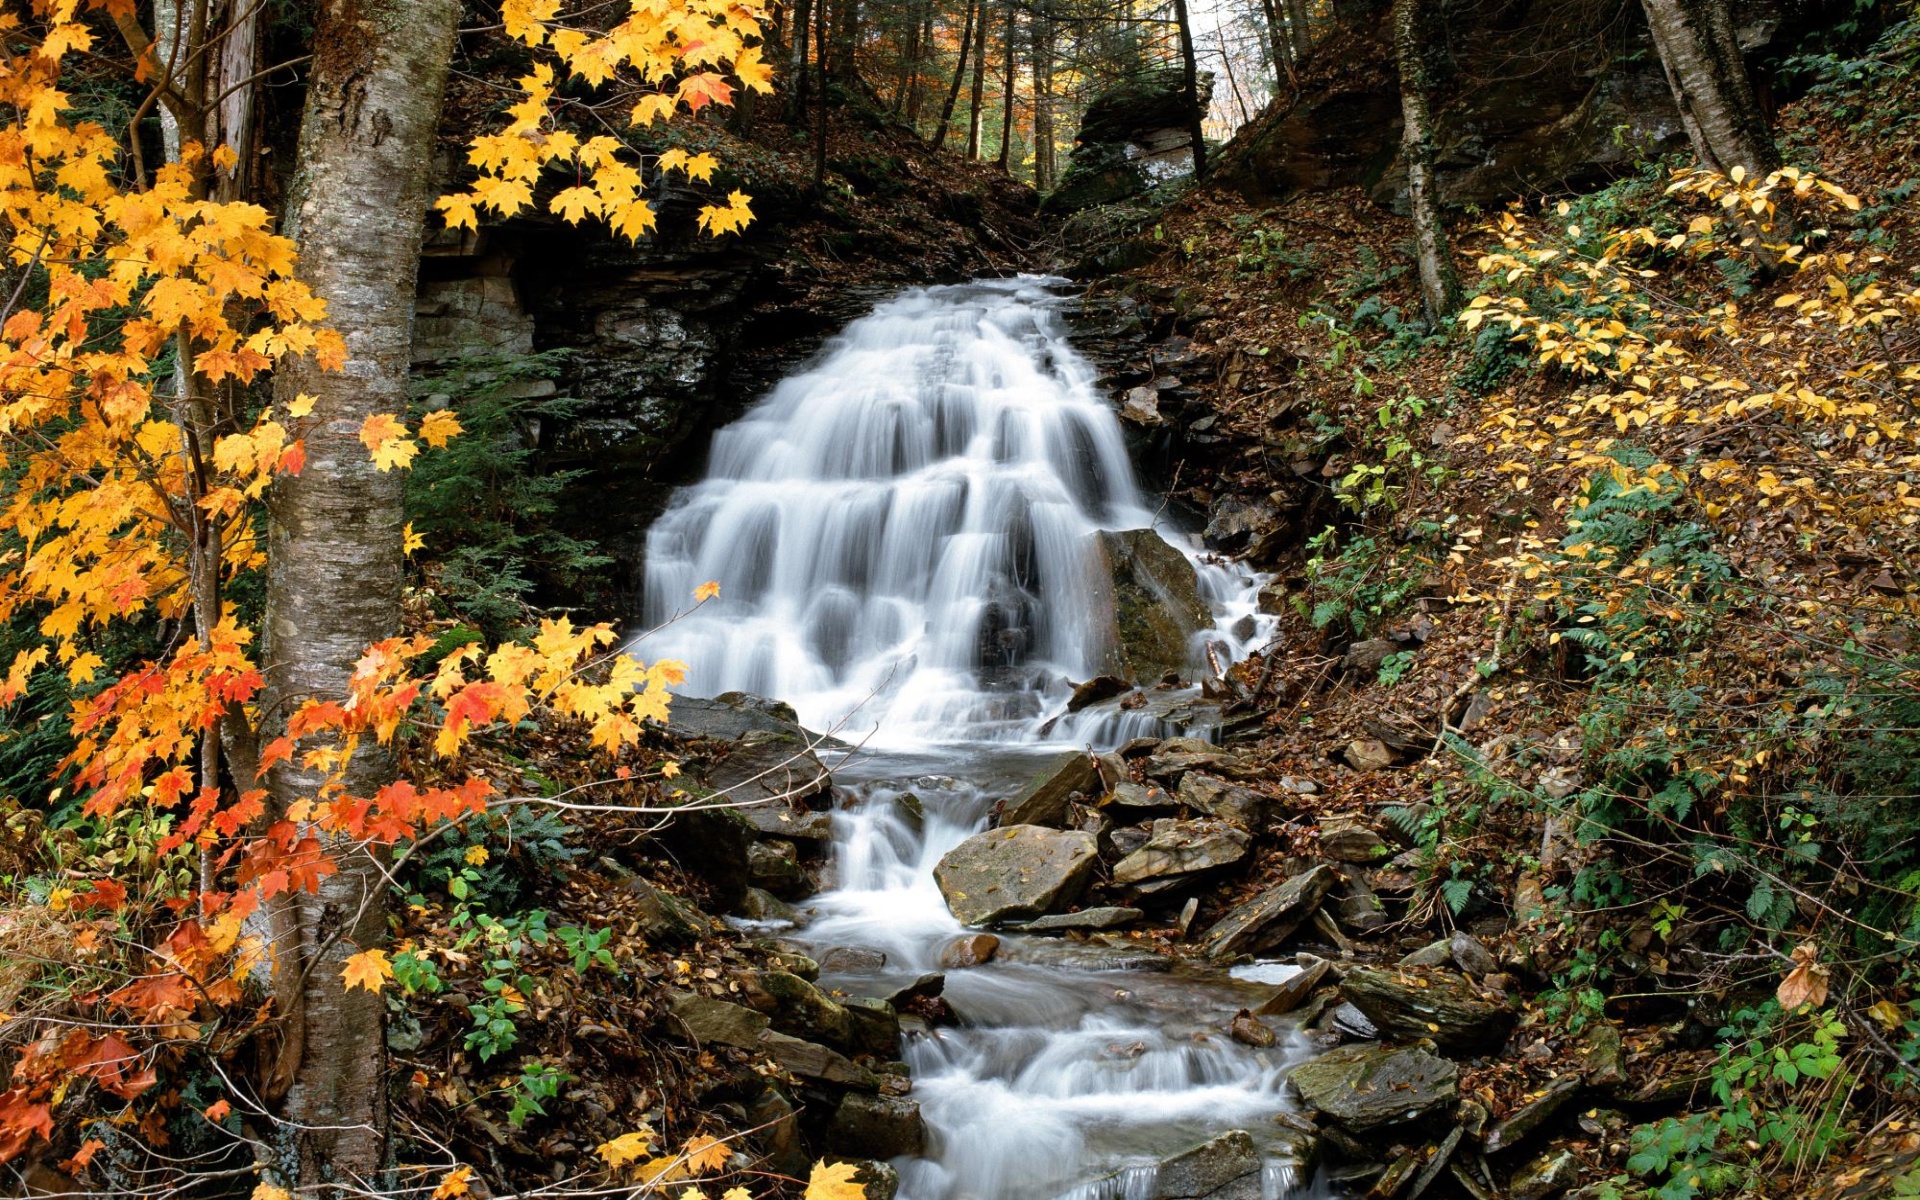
xmin=286 ymin=393 xmax=317 ymax=418
xmin=252 ymin=1185 xmax=293 ymax=1200
xmin=681 ymin=1134 xmax=731 ymax=1173
xmin=804 ymin=1161 xmax=866 ymax=1200
xmin=694 ymin=580 xmax=721 ymax=601
xmin=418 ymin=409 xmax=463 ymax=448
xmin=597 ymin=1127 xmax=657 ymax=1168
xmin=723 ymin=1190 xmax=751 ymax=1200
xmin=437 ymin=192 xmax=480 ymax=232
xmin=433 ymin=1166 xmax=474 ymax=1199
xmin=697 ymin=191 xmax=753 ymax=238
xmin=359 ymin=413 xmax=419 ymax=472
xmin=551 ymin=185 xmax=603 ymax=225
xmin=341 ymin=947 xmax=393 ymax=994
xmin=682 ymin=152 xmax=719 ymax=183
xmin=403 ymin=522 xmax=426 ymax=559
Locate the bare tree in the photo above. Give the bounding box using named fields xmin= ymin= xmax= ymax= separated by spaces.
xmin=933 ymin=0 xmax=980 ymax=149
xmin=1172 ymin=0 xmax=1207 ymax=178
xmin=1393 ymin=0 xmax=1461 ymax=321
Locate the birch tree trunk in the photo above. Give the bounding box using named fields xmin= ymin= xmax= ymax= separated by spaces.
xmin=1394 ymin=0 xmax=1461 ymax=322
xmin=1032 ymin=3 xmax=1055 ymax=189
xmin=1640 ymin=0 xmax=1778 ymax=177
xmin=263 ymin=0 xmax=460 ymax=1189
xmin=965 ymin=0 xmax=990 ymax=159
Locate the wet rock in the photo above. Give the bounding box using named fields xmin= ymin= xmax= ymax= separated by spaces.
xmin=1581 ymin=1022 xmax=1628 ymax=1090
xmin=818 ymin=946 xmax=888 ymax=973
xmin=1001 ymin=751 xmax=1102 ymax=827
xmin=1200 ymin=864 xmax=1338 ymax=960
xmin=1110 ymin=823 xmax=1153 ymax=858
xmin=840 ymin=996 xmax=903 ymax=1058
xmin=759 ymin=941 xmax=821 ymax=980
xmin=882 ymin=972 xmax=946 ymax=1007
xmin=1113 ymin=818 xmax=1251 ymax=886
xmin=1106 ymin=779 xmax=1178 ymax=814
xmin=1255 ymin=956 xmax=1331 ymax=1016
xmin=998 ymin=938 xmax=1172 ymax=972
xmin=737 ymin=970 xmax=853 ymax=1047
xmin=624 ymin=876 xmax=713 ymax=946
xmin=1143 ymin=745 xmax=1250 ymax=785
xmin=1344 ymin=738 xmax=1399 ymax=772
xmin=1407 ymin=1127 xmax=1465 ymax=1200
xmin=703 ymin=731 xmax=834 ymax=814
xmin=846 ymin=1160 xmax=900 ymax=1200
xmin=1328 ymin=1002 xmax=1378 ymax=1040
xmin=747 ymin=839 xmax=807 ymax=897
xmin=1178 ymin=774 xmax=1270 ymax=828
xmin=1122 ymin=385 xmax=1168 ymax=426
xmin=1484 ymin=1074 xmax=1583 ymax=1154
xmin=1510 ymin=1148 xmax=1580 ymax=1200
xmin=1318 ymin=814 xmax=1389 ymax=862
xmin=1229 ymin=1010 xmax=1276 ymax=1047
xmin=1204 ymin=497 xmax=1282 ymax=553
xmin=828 ymin=1093 xmax=925 ymax=1158
xmin=734 ymin=887 xmax=801 ymax=924
xmin=746 ymin=1086 xmax=808 ymax=1178
xmin=1339 ymin=967 xmax=1517 ymax=1055
xmin=1152 ymin=1129 xmax=1262 ymax=1200
xmin=934 ymin=825 xmax=1099 ymax=925
xmin=894 ymin=791 xmax=926 ymax=832
xmin=1025 ymin=906 xmax=1144 ymax=932
xmin=1068 ymin=675 xmax=1132 ymax=712
xmin=1450 ymin=931 xmax=1499 ymax=978
xmin=666 ymin=992 xmax=769 ymax=1049
xmin=1342 ymin=638 xmax=1399 ymax=675
xmin=938 ymin=933 xmax=1001 ymax=968
xmin=758 ymin=1029 xmax=878 ymax=1089
xmin=1288 ymin=1044 xmax=1459 ymax=1132
xmin=1335 ymin=873 xmax=1388 ymax=934
xmin=1399 ymin=940 xmax=1453 ymax=969
xmin=1093 ymin=529 xmax=1214 ymax=685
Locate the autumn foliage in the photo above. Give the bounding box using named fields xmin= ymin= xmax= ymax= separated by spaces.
xmin=0 ymin=1 xmax=818 ymax=1194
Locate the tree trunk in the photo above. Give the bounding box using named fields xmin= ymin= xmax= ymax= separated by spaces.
xmin=965 ymin=0 xmax=990 ymax=159
xmin=996 ymin=1 xmax=1017 ymax=169
xmin=263 ymin=0 xmax=460 ymax=1189
xmin=1393 ymin=0 xmax=1461 ymax=322
xmin=814 ymin=0 xmax=831 ymax=187
xmin=211 ymin=0 xmax=262 ymax=202
xmin=932 ymin=0 xmax=977 ymax=150
xmin=1639 ymin=0 xmax=1777 ymax=177
xmin=1285 ymin=0 xmax=1313 ymax=62
xmin=1172 ymin=0 xmax=1207 ymax=179
xmin=789 ymin=0 xmax=814 ymax=120
xmin=832 ymin=0 xmax=861 ymax=82
xmin=907 ymin=2 xmax=935 ymax=124
xmin=1032 ymin=4 xmax=1055 ymax=189
xmin=894 ymin=0 xmax=923 ymax=114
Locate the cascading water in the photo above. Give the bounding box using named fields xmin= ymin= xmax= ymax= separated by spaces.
xmin=638 ymin=276 xmax=1265 ymax=748
xmin=635 ymin=278 xmax=1330 ymax=1200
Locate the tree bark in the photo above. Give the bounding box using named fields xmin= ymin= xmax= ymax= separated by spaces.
xmin=996 ymin=0 xmax=1017 ymax=169
xmin=832 ymin=0 xmax=861 ymax=82
xmin=814 ymin=0 xmax=831 ymax=187
xmin=1172 ymin=0 xmax=1206 ymax=179
xmin=932 ymin=0 xmax=978 ymax=150
xmin=907 ymin=1 xmax=935 ymax=124
xmin=1032 ymin=2 xmax=1055 ymax=189
xmin=1285 ymin=0 xmax=1313 ymax=62
xmin=1394 ymin=0 xmax=1461 ymax=322
xmin=789 ymin=0 xmax=815 ymax=120
xmin=263 ymin=0 xmax=460 ymax=1190
xmin=965 ymin=0 xmax=990 ymax=159
xmin=211 ymin=0 xmax=262 ymax=202
xmin=1639 ymin=0 xmax=1778 ymax=177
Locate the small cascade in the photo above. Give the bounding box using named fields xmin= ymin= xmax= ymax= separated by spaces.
xmin=637 ymin=276 xmax=1265 ymax=748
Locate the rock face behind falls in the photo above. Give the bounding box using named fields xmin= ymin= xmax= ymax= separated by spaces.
xmin=1092 ymin=528 xmax=1213 ymax=685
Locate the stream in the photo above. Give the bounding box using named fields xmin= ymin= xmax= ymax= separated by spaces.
xmin=636 ymin=278 xmax=1336 ymax=1200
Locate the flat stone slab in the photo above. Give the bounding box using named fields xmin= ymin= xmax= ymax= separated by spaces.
xmin=1024 ymin=906 xmax=1145 ymax=931
xmin=1200 ymin=864 xmax=1337 ymax=960
xmin=1339 ymin=966 xmax=1516 ymax=1055
xmin=935 ymin=824 xmax=1099 ymax=925
xmin=1289 ymin=1043 xmax=1459 ymax=1132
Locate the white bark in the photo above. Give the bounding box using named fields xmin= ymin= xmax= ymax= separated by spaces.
xmin=1395 ymin=0 xmax=1460 ymax=322
xmin=1640 ymin=0 xmax=1778 ymax=177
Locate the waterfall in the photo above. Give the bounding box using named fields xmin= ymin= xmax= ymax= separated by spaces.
xmin=636 ymin=276 xmax=1265 ymax=747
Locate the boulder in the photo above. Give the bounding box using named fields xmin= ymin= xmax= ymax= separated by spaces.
xmin=1142 ymin=745 xmax=1250 ymax=785
xmin=746 ymin=1086 xmax=809 ymax=1178
xmin=1333 ymin=874 xmax=1388 ymax=934
xmin=938 ymin=933 xmax=1001 ymax=968
xmin=734 ymin=887 xmax=801 ymax=924
xmin=1203 ymin=496 xmax=1283 ymax=553
xmin=1510 ymin=1148 xmax=1581 ymax=1200
xmin=1342 ymin=638 xmax=1399 ymax=675
xmin=666 ymin=992 xmax=769 ymax=1049
xmin=1178 ymin=774 xmax=1269 ymax=828
xmin=1199 ymin=864 xmax=1338 ymax=960
xmin=624 ymin=876 xmax=713 ymax=945
xmin=1229 ymin=1011 xmax=1276 ymax=1047
xmin=1106 ymin=780 xmax=1177 ymax=814
xmin=1024 ymin=906 xmax=1144 ymax=932
xmin=747 ymin=839 xmax=807 ymax=897
xmin=840 ymin=996 xmax=903 ymax=1058
xmin=1043 ymin=68 xmax=1216 ymax=216
xmin=1318 ymin=814 xmax=1388 ymax=862
xmin=1112 ymin=818 xmax=1251 ymax=886
xmin=1068 ymin=675 xmax=1131 ymax=712
xmin=1151 ymin=1130 xmax=1262 ymax=1200
xmin=934 ymin=825 xmax=1099 ymax=925
xmin=828 ymin=1093 xmax=926 ymax=1159
xmin=1581 ymin=1022 xmax=1628 ymax=1090
xmin=1344 ymin=738 xmax=1398 ymax=772
xmin=733 ymin=970 xmax=853 ymax=1047
xmin=1338 ymin=967 xmax=1516 ymax=1054
xmin=1001 ymin=751 xmax=1101 ymax=827
xmin=818 ymin=946 xmax=888 ymax=973
xmin=1484 ymin=1073 xmax=1583 ymax=1154
xmin=1092 ymin=529 xmax=1212 ymax=685
xmin=759 ymin=1029 xmax=879 ymax=1089
xmin=1288 ymin=1044 xmax=1459 ymax=1132
xmin=1449 ymin=931 xmax=1499 ymax=977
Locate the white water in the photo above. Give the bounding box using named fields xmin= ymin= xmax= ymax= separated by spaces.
xmin=636 ymin=279 xmax=1327 ymax=1200
xmin=638 ymin=276 xmax=1266 ymax=749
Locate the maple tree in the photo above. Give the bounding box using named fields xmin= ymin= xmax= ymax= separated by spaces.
xmin=0 ymin=1 xmax=832 ymax=1195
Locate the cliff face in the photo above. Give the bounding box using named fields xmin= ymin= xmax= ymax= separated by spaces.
xmin=1215 ymin=0 xmax=1806 ymax=211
